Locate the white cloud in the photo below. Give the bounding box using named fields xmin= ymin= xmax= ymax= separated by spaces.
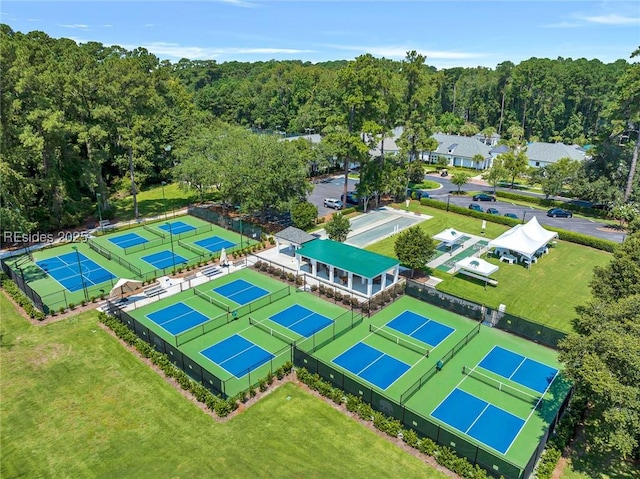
xmin=144 ymin=23 xmax=155 ymax=28
xmin=577 ymin=13 xmax=640 ymax=25
xmin=103 ymin=24 xmax=113 ymax=28
xmin=58 ymin=24 xmax=90 ymax=30
xmin=542 ymin=21 xmax=583 ymax=29
xmin=139 ymin=42 xmax=314 ymax=59
xmin=218 ymin=0 xmax=257 ymax=8
xmin=27 ymin=18 xmax=41 ymax=22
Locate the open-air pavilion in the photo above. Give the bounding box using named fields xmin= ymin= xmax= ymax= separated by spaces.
xmin=454 ymin=257 xmax=499 ymax=286
xmin=295 ymin=239 xmax=400 ymax=298
xmin=434 ymin=227 xmax=467 ymax=254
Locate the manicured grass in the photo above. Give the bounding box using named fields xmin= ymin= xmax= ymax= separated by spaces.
xmin=112 ymin=182 xmax=218 ymax=222
xmin=0 ymin=295 xmax=446 ymax=479
xmin=366 ymin=203 xmax=611 ymax=332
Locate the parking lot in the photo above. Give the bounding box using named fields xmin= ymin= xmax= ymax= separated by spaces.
xmin=301 ymin=173 xmax=624 ymax=243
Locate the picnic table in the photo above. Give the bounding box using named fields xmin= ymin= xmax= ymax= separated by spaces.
xmin=500 ymin=253 xmax=517 ymax=265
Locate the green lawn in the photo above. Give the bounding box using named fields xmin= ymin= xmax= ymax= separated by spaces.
xmin=0 ymin=295 xmax=445 ymax=479
xmin=366 ymin=203 xmax=611 ymax=332
xmin=112 ymin=182 xmax=218 ymax=222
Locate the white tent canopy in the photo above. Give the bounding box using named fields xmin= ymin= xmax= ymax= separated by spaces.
xmin=433 ymin=228 xmax=466 ymax=246
xmin=455 ymin=257 xmax=499 ymax=276
xmin=488 ymin=217 xmax=558 ymax=260
xmin=109 ymin=278 xmax=143 ymax=299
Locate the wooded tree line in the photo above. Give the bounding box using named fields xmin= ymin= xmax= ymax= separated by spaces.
xmin=1 ymin=24 xmax=637 ymax=235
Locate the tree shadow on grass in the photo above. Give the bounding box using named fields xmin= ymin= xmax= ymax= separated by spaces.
xmin=567 ymin=425 xmax=639 ymax=479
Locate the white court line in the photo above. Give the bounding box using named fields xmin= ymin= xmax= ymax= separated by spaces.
xmin=465 ymin=403 xmax=491 ymax=433
xmin=356 ymin=353 xmax=385 ymax=375
xmin=151 ymin=302 xmax=196 ymax=326
xmin=508 ymin=356 xmax=528 ymax=380
xmin=219 ymin=343 xmax=257 ymax=367
xmin=502 ymin=371 xmax=557 ymax=457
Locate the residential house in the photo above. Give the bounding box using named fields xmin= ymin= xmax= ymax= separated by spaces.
xmin=524 ymin=142 xmax=587 ymax=168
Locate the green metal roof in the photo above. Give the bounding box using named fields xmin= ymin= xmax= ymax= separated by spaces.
xmin=297 ymin=239 xmax=399 ymax=279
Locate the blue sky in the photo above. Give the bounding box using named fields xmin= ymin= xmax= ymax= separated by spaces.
xmin=2 ymin=1 xmax=638 ymax=69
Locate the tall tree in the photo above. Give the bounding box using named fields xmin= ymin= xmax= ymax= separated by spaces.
xmin=560 ymin=233 xmax=640 ymax=458
xmin=394 ymin=226 xmax=436 ymax=278
xmin=324 ymin=212 xmax=351 ymax=242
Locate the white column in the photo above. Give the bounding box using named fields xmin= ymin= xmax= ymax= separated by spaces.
xmin=393 ymin=265 xmax=399 ymax=283
xmin=311 ymin=259 xmax=317 ymax=276
xmin=296 ymin=254 xmax=301 ymax=272
xmin=367 ymin=278 xmax=373 ymax=297
xmin=329 ymin=265 xmax=334 ymax=282
xmin=275 ymin=238 xmax=281 ymax=254
xmin=347 ymin=272 xmax=353 ymax=290
xmin=380 ymin=273 xmax=387 ymax=291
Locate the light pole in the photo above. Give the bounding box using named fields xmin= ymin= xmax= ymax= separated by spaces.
xmin=96 ymin=193 xmax=103 ymax=234
xmin=446 ymin=194 xmax=451 ymax=212
xmin=72 ymin=246 xmax=89 ymax=302
xmin=166 ymin=222 xmax=176 ymax=274
xmin=233 ymin=216 xmax=246 ymax=266
xmin=161 ymin=181 xmax=167 ymax=219
xmin=522 ymin=211 xmax=527 ymax=224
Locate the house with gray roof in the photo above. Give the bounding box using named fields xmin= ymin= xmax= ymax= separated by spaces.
xmin=524 ymin=142 xmax=587 ymax=168
xmin=425 ymin=133 xmax=495 ymax=169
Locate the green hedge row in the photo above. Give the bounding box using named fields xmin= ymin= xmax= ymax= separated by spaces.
xmin=419 ymin=198 xmax=617 ymax=253
xmin=100 ymin=312 xmax=293 ymax=416
xmin=296 ymin=368 xmax=488 ymax=479
xmin=99 ymin=313 xmax=237 ymax=417
xmin=0 ymin=275 xmax=46 ymax=321
xmin=494 ymin=191 xmax=608 ymax=218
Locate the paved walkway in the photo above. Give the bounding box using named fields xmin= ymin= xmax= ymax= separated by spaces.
xmin=427 ymin=233 xmax=490 ymax=273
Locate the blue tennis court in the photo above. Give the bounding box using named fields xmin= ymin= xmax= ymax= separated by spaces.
xmin=479 ymin=346 xmax=558 ymax=394
xmin=159 ymin=221 xmax=196 ymax=235
xmin=194 ymin=235 xmax=236 ymax=253
xmin=333 ymin=342 xmax=410 ymax=390
xmin=213 ymin=279 xmax=268 ymax=305
xmin=36 ymin=252 xmax=116 ymax=292
xmin=269 ymin=304 xmax=333 ymax=337
xmin=141 ymin=250 xmax=188 ymax=270
xmin=201 ymin=334 xmax=274 ymax=378
xmin=108 ymin=232 xmax=148 ymax=249
xmin=147 ymin=302 xmax=210 ymax=335
xmin=432 ymin=388 xmax=525 ymax=454
xmin=387 ymin=311 xmax=455 ymax=348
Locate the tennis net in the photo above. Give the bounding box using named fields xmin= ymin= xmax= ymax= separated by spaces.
xmin=178 ymin=239 xmax=206 ymax=258
xmin=464 ymin=366 xmax=542 ymax=405
xmin=193 ymin=288 xmax=230 ymax=312
xmin=143 ymin=224 xmax=167 ymax=238
xmin=369 ymin=324 xmax=429 ymax=357
xmin=249 ymin=317 xmax=297 ymax=345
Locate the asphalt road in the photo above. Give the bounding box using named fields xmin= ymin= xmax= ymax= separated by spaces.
xmin=425 ymin=175 xmax=625 ymax=243
xmin=307 ymin=173 xmax=625 ymax=244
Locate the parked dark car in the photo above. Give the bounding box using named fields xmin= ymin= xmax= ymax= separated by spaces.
xmin=473 ymin=193 xmax=497 ymax=202
xmin=504 ymin=213 xmax=519 ymax=219
xmin=341 ymin=192 xmax=359 ymax=205
xmin=486 ymin=208 xmax=500 ymax=215
xmin=547 ymin=208 xmax=573 ymax=218
xmin=469 ymin=203 xmax=483 ymax=213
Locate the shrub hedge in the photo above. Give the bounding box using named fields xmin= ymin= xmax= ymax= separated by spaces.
xmin=0 ymin=276 xmax=46 ymax=321
xmin=419 ymin=198 xmax=617 ymax=253
xmin=297 ymin=368 xmax=489 ymax=479
xmin=100 ymin=312 xmax=294 ymax=417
